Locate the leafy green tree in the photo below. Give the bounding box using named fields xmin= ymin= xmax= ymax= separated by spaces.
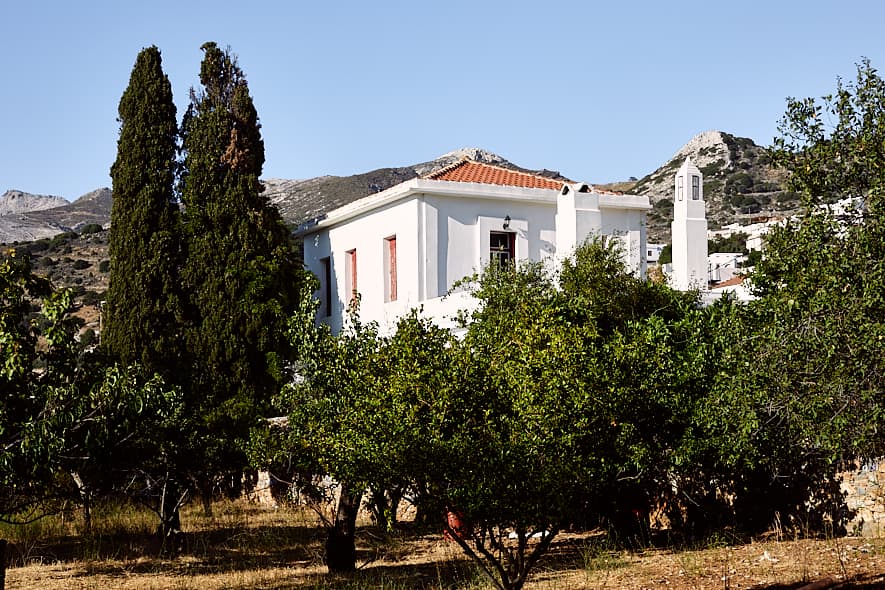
xmin=708 ymin=232 xmax=748 ymax=255
xmin=1 ymin=249 xmax=178 ymax=552
xmin=762 ymin=58 xmax=885 ymax=465
xmin=676 ymin=59 xmax=885 ymax=535
xmin=271 ymin=295 xmax=386 ymax=571
xmin=1 ymin=250 xmax=78 ymax=519
xmin=105 ymin=46 xmax=183 ymax=382
xmin=269 ymin=240 xmax=705 ymax=589
xmin=426 ymin=243 xmax=702 ymax=590
xmin=179 ymin=42 xmax=306 ymax=511
xmin=771 ymin=58 xmax=885 ymax=207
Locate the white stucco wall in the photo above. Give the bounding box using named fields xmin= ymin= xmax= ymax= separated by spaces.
xmin=302 ymin=186 xmax=560 ymax=335
xmin=300 ymin=179 xmax=650 ymax=335
xmin=671 ymin=159 xmax=708 ymax=291
xmin=303 ymin=197 xmax=424 ymax=334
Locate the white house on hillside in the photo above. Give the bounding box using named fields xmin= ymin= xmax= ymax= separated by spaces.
xmin=296 ymin=159 xmax=651 ymax=334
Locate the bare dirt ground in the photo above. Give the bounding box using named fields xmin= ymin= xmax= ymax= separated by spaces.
xmin=4 ymin=501 xmax=884 ymax=590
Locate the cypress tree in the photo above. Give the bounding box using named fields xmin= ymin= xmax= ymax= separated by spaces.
xmin=179 ymin=42 xmax=305 ymax=497
xmin=105 ymin=46 xmax=182 ymax=380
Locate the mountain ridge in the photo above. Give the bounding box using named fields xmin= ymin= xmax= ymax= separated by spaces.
xmin=626 ymin=130 xmax=794 ymax=241
xmin=1 ymin=132 xmax=794 ymax=247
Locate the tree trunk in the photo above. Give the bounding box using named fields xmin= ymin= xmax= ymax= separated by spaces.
xmin=368 ymin=486 xmax=401 ymax=531
xmin=325 ymin=482 xmax=361 ymax=573
xmin=199 ymin=479 xmax=214 ymax=517
xmin=385 ymin=487 xmax=402 ymax=528
xmin=158 ymin=479 xmax=182 ymax=554
xmin=82 ymin=495 xmax=92 ymax=535
xmin=0 ymin=538 xmax=6 ymax=590
xmin=71 ymin=472 xmax=92 ymax=534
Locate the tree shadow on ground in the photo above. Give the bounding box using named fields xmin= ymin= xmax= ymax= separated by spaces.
xmin=8 ymin=522 xmax=884 ymax=590
xmin=751 ymin=575 xmax=885 ymax=589
xmin=6 ymin=524 xmax=322 ymax=570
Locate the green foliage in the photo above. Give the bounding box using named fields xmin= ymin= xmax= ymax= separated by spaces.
xmin=0 ymin=250 xmax=179 ymax=522
xmin=699 ymin=159 xmax=725 ymax=177
xmin=653 ymin=198 xmax=672 ymax=210
xmin=78 ymin=223 xmax=104 ymax=235
xmin=272 ymin=240 xmax=705 ymax=590
xmin=681 ymin=58 xmax=885 ymax=533
xmin=49 ymin=232 xmax=77 ymax=251
xmin=651 ymin=61 xmax=885 ymax=532
xmin=726 ymin=172 xmax=754 ymax=195
xmin=772 ymin=58 xmax=885 ymax=205
xmin=178 ymin=42 xmax=306 ymax=488
xmin=105 ymin=45 xmax=183 ymax=381
xmin=708 ymin=232 xmax=748 ymax=255
xmin=703 ymin=179 xmax=723 ymax=196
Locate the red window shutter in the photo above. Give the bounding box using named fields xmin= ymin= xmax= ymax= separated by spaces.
xmin=389 ymin=237 xmax=397 ymax=301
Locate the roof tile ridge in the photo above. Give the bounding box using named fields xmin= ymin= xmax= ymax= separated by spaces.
xmin=464 ymin=159 xmax=563 ymax=185
xmin=423 ymin=158 xmax=470 ymax=180
xmin=425 ymin=157 xmax=564 ymax=188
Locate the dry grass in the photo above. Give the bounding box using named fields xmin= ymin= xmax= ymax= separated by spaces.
xmin=4 ymin=500 xmax=885 ymax=590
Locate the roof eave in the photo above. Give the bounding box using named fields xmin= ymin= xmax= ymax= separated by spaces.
xmin=295 ymin=179 xmax=562 ymax=236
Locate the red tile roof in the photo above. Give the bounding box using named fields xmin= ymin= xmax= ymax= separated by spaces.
xmin=713 ymin=275 xmax=746 ymax=288
xmin=425 ymin=159 xmax=566 ymax=190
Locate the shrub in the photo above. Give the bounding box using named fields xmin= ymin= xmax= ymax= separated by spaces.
xmin=72 ymin=259 xmax=91 ymax=270
xmin=727 ymin=172 xmax=754 ymax=195
xmin=79 ymin=328 xmax=97 ymax=349
xmin=700 ymin=159 xmax=725 ymax=176
xmin=704 ymin=180 xmax=723 ymax=195
xmin=25 ymin=240 xmax=49 ymax=254
xmin=80 ymin=290 xmax=105 ymax=306
xmin=79 ymin=223 xmax=104 ymax=235
xmin=48 ymin=232 xmax=77 ymax=251
xmin=98 ymin=260 xmax=110 ymax=273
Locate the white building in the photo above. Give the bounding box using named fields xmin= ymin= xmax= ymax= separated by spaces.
xmin=296 ymin=159 xmax=650 ymax=334
xmin=646 ymin=243 xmax=666 ymax=265
xmin=670 ymin=158 xmax=708 ymax=291
xmin=708 ymin=252 xmax=745 ymax=284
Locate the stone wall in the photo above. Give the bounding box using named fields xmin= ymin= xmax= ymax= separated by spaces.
xmin=841 ymin=459 xmax=885 ymax=536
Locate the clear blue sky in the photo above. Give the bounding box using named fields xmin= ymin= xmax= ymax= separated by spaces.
xmin=2 ymin=1 xmax=884 ymax=201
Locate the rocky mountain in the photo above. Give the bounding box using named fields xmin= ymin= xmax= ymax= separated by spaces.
xmin=0 ymin=188 xmax=112 ymax=243
xmin=265 ymin=147 xmax=568 ymax=227
xmin=0 ymin=190 xmax=68 ymax=215
xmin=2 ymin=135 xmax=793 ymax=246
xmin=620 ymin=131 xmax=795 ymax=242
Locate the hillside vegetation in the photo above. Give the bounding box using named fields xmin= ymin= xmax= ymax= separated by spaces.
xmin=609 ymin=131 xmax=794 ymax=242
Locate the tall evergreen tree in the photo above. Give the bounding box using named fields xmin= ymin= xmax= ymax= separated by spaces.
xmin=179 ymin=42 xmax=305 ymax=499
xmin=105 ymin=46 xmax=182 ymax=380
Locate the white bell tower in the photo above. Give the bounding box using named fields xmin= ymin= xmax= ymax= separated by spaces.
xmin=670 ymin=158 xmax=708 ymax=291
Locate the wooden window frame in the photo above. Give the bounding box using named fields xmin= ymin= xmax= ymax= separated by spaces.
xmin=489 ymin=231 xmax=516 ymax=265
xmin=384 ymin=236 xmax=397 ymax=302
xmin=345 ymin=248 xmax=357 ymax=306
xmin=320 ymin=256 xmax=332 ymax=317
